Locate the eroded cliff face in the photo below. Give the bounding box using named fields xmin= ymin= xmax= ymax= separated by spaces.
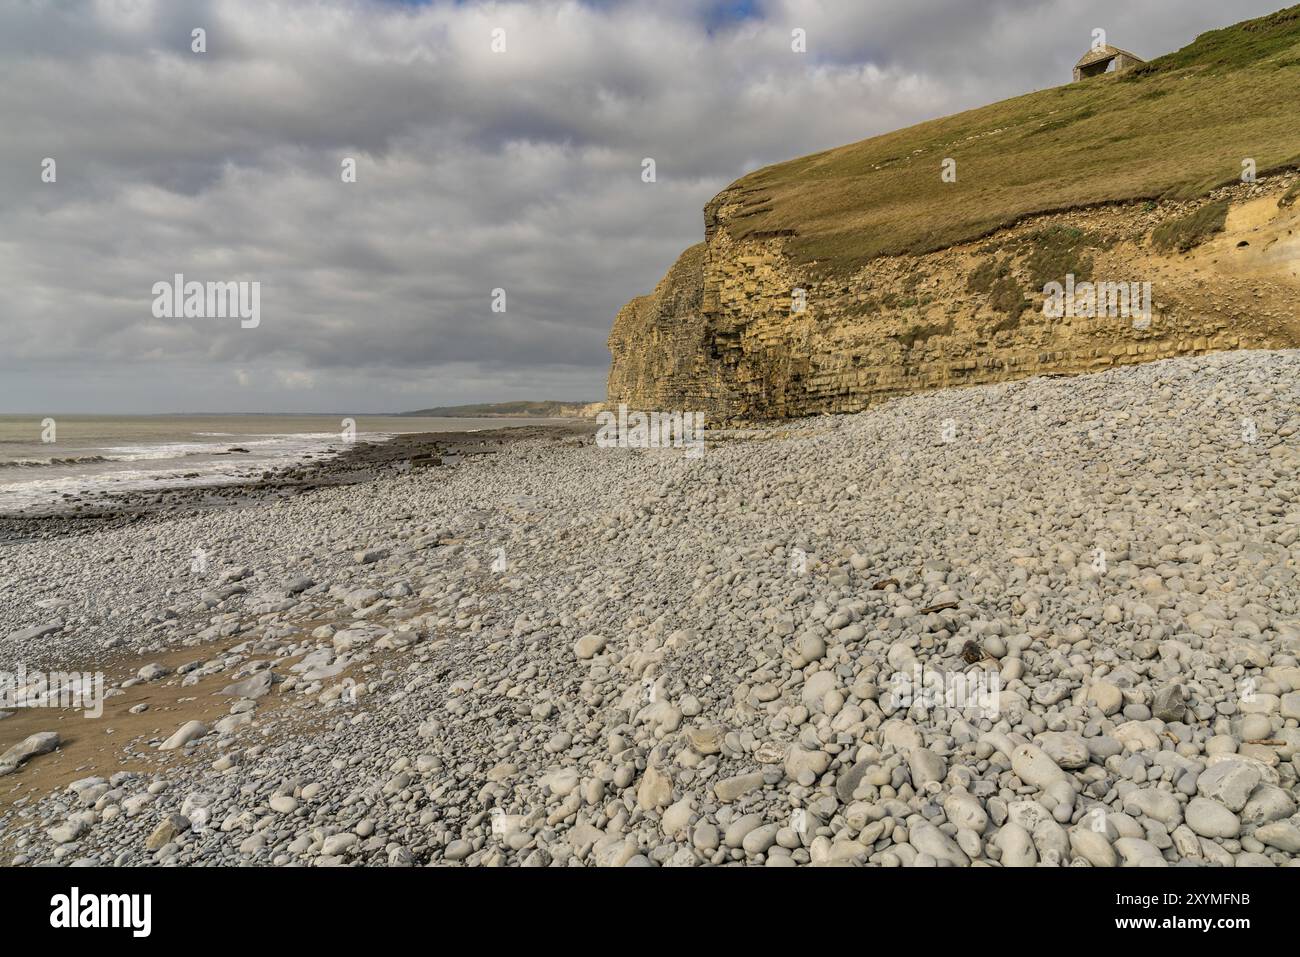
xmin=607 ymin=176 xmax=1300 ymax=421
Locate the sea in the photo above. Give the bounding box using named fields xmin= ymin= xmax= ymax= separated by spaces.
xmin=0 ymin=414 xmax=559 ymax=514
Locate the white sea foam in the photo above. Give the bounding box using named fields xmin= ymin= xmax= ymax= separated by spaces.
xmin=0 ymin=414 xmax=545 ymax=514
xmin=0 ymin=433 xmax=374 ymax=512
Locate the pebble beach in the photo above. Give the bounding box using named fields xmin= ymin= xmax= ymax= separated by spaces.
xmin=2 ymin=351 xmax=1299 ymax=867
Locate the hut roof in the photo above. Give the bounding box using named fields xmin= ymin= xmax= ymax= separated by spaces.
xmin=1075 ymin=44 xmax=1144 ymax=69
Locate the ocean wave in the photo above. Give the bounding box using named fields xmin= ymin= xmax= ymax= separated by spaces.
xmin=0 ymin=449 xmax=227 ymax=468
xmin=0 ymin=455 xmax=110 ymax=469
xmin=0 ymin=430 xmax=393 ymax=511
xmin=0 ymin=441 xmax=293 ymax=468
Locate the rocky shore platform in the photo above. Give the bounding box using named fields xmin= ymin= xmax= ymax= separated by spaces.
xmin=1 ymin=352 xmax=1298 ymax=867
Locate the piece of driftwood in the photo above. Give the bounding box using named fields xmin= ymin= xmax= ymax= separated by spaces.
xmin=918 ymin=601 xmax=959 ymax=615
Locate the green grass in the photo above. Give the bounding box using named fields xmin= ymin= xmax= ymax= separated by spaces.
xmin=1019 ymin=225 xmax=1098 ymax=287
xmin=988 ymin=276 xmax=1029 ymax=323
xmin=1125 ymin=4 xmax=1300 ymax=73
xmin=1150 ymin=200 xmax=1231 ymax=252
xmin=966 ymin=256 xmax=1011 ymax=295
xmin=719 ymin=6 xmax=1300 ymax=275
xmin=966 ymin=226 xmax=1097 ymax=319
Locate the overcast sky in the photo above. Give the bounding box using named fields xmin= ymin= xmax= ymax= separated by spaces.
xmin=0 ymin=0 xmax=1283 ymax=413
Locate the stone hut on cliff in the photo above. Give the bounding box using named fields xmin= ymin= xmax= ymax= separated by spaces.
xmin=1073 ymin=44 xmax=1145 ymax=81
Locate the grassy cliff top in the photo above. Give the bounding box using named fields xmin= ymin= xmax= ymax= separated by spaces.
xmin=723 ymin=5 xmax=1300 ymax=274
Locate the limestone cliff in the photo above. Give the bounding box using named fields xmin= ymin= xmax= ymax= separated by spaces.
xmin=608 ymin=178 xmax=1300 ymax=420
xmin=607 ymin=7 xmax=1300 ymax=420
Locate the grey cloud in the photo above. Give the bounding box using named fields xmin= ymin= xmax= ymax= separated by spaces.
xmin=0 ymin=0 xmax=1283 ymax=412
